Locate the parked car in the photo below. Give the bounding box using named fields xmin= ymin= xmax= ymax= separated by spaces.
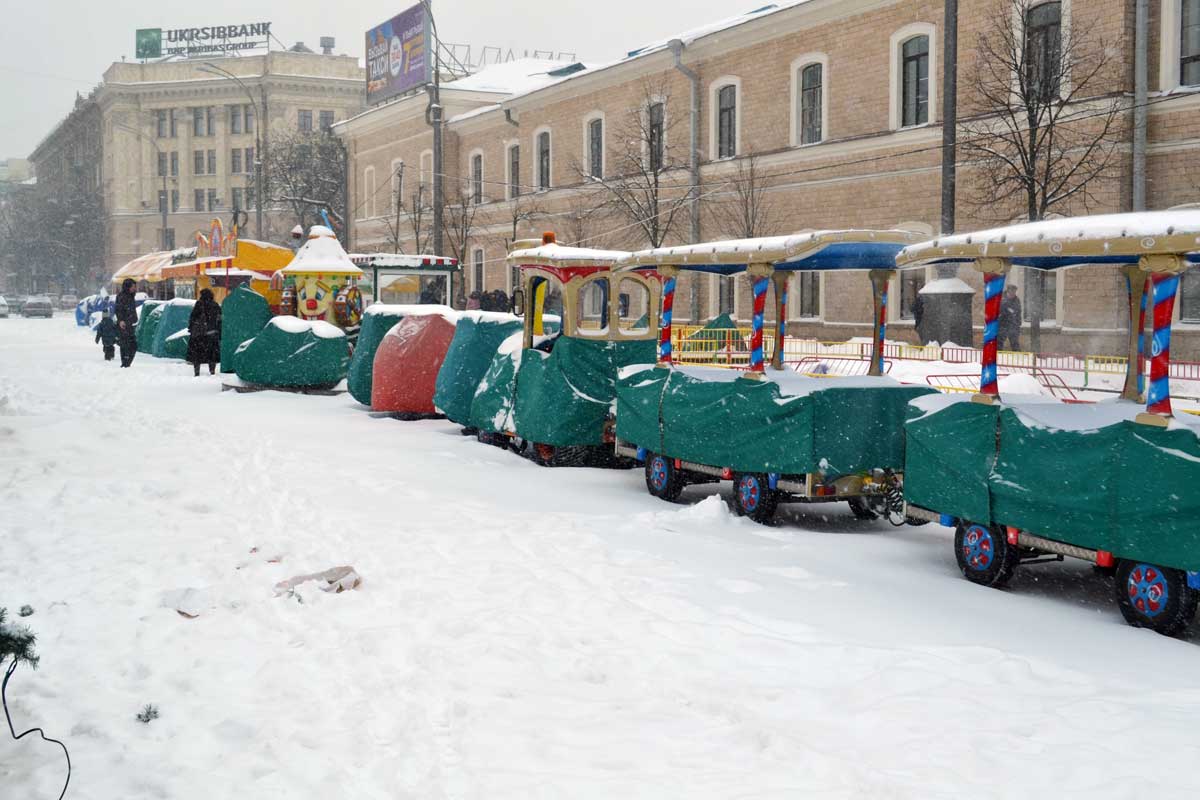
xmin=60 ymin=294 xmax=78 ymax=310
xmin=0 ymin=296 xmax=8 ymax=318
xmin=21 ymin=296 xmax=53 ymax=318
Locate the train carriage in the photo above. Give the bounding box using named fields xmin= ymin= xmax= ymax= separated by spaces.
xmin=897 ymin=210 xmax=1200 ymax=636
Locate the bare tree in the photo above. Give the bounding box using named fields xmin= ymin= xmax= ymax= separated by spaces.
xmin=442 ymin=189 xmax=480 ymax=305
xmin=559 ymin=191 xmax=608 ymax=247
xmin=705 ymin=151 xmax=779 ymax=240
xmin=262 ymin=129 xmax=348 ymax=243
xmin=380 ymin=163 xmax=408 ymax=254
xmin=400 ymin=182 xmax=434 ymax=255
xmin=959 ymin=0 xmax=1125 ymax=349
xmin=584 ymin=79 xmax=693 ymax=248
xmin=490 ymin=192 xmax=544 ymax=250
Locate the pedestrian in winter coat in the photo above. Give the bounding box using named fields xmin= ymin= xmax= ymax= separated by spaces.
xmin=94 ymin=311 xmax=118 ymax=361
xmin=466 ymin=291 xmax=481 ymax=310
xmin=186 ymin=288 xmax=222 ymax=376
xmin=114 ymin=278 xmax=140 ymax=368
xmin=998 ymin=286 xmax=1022 ymax=351
xmin=491 ymin=289 xmax=510 ymax=313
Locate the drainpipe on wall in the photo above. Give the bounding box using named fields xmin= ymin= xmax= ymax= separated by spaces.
xmin=668 ymin=37 xmax=702 ymax=322
xmin=1133 ymin=0 xmax=1148 ymax=211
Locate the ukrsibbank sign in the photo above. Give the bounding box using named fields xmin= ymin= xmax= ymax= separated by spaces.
xmin=136 ymin=23 xmax=272 ymax=58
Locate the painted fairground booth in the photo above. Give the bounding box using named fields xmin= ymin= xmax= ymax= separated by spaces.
xmin=612 ymin=230 xmax=937 ymax=524
xmin=468 ymin=232 xmax=661 ymax=466
xmin=349 ymin=253 xmax=459 ymax=304
xmin=161 ymin=219 xmax=292 ymax=305
xmin=897 ymin=210 xmax=1200 ymax=636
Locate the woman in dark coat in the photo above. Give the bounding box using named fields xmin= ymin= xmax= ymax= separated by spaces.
xmin=186 ymin=288 xmax=223 ymax=376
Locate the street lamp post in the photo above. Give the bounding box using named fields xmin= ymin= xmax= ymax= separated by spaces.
xmin=198 ymin=62 xmax=265 ymax=240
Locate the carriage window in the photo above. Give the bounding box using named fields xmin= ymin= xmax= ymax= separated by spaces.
xmin=528 ymin=275 xmax=564 ymax=339
xmin=578 ymin=278 xmax=610 ymax=336
xmin=617 ymin=277 xmax=652 ymax=334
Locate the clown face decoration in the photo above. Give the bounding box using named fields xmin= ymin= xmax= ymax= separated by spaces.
xmin=296 ymin=277 xmax=334 ymax=320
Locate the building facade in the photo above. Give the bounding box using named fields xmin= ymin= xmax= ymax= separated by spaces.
xmin=336 ymin=0 xmax=1200 ymax=357
xmin=30 ymin=50 xmax=366 ymax=279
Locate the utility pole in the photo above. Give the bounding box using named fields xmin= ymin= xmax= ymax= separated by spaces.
xmin=941 ymin=0 xmax=958 ymax=239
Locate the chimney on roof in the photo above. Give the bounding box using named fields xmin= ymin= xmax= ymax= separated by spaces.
xmin=320 ymin=37 xmax=335 ymax=55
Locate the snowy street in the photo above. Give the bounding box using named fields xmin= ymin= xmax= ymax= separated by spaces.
xmin=4 ymin=316 xmax=1200 ymax=798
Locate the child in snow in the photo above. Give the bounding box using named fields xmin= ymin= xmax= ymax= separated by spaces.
xmin=94 ymin=311 xmax=118 ymax=361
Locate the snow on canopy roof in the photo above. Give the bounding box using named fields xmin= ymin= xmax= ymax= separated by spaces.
xmin=898 ymin=210 xmax=1200 ymax=270
xmin=620 ymin=230 xmax=923 ymax=274
xmin=111 ymin=247 xmax=195 ymax=282
xmin=507 ymin=242 xmax=630 ymax=269
xmin=351 ymin=253 xmax=459 ymax=270
xmin=281 ymin=226 xmax=362 ymax=276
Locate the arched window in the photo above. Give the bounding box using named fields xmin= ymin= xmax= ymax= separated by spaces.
xmin=472 ymin=248 xmax=485 ymax=292
xmin=470 ymin=151 xmax=484 ymax=205
xmin=799 ymin=63 xmax=823 ymax=144
xmin=647 ymin=101 xmax=665 ymax=171
xmin=901 ymin=35 xmax=930 ymax=127
xmin=535 ymin=129 xmax=552 ymax=191
xmin=506 ymin=143 xmax=520 ymax=199
xmin=1025 ymin=2 xmax=1063 ymax=101
xmin=717 ymin=85 xmax=737 ymax=158
xmin=584 ymin=115 xmax=604 ymax=179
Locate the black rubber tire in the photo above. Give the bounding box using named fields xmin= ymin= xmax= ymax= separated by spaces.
xmin=1114 ymin=560 xmax=1198 ymax=637
xmin=531 ymin=443 xmax=592 ymax=468
xmin=848 ymin=496 xmax=887 ymax=520
xmin=508 ymin=436 xmax=529 ymax=455
xmin=954 ymin=521 xmax=1019 ymax=588
xmin=644 ymin=453 xmax=685 ymax=502
xmin=731 ymin=472 xmax=779 ymax=525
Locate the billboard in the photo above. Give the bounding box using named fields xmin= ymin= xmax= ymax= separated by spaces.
xmin=136 ymin=23 xmax=271 ymax=59
xmin=366 ymin=5 xmax=431 ymax=106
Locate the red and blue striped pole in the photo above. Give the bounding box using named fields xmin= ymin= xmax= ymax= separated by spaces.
xmin=980 ymin=269 xmax=1007 ymax=396
xmin=658 ymin=267 xmax=677 ymax=366
xmin=1146 ymin=271 xmax=1179 ymax=417
xmin=1136 ymin=276 xmax=1148 ymax=396
xmin=771 ymin=272 xmax=789 ymax=369
xmin=748 ymin=269 xmax=771 ymax=375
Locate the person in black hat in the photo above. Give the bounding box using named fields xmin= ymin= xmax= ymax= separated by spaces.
xmin=114 ymin=278 xmax=139 ymax=367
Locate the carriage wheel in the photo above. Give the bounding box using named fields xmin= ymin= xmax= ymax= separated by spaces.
xmin=954 ymin=521 xmax=1019 ymax=588
xmin=1114 ymin=560 xmax=1198 ymax=637
xmin=847 ymin=496 xmax=887 ymax=521
xmin=644 ymin=453 xmax=685 ymax=502
xmin=731 ymin=472 xmax=778 ymax=525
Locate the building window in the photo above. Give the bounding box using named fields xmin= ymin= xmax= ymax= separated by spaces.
xmin=156 ymin=110 xmax=168 ymax=138
xmin=319 ymin=110 xmax=335 ymax=132
xmin=473 ymin=248 xmax=485 ymax=291
xmin=193 ymin=150 xmax=204 ymax=175
xmin=900 ymin=272 xmax=926 ymax=320
xmin=901 ymin=36 xmax=930 ymax=127
xmin=1182 ymin=267 xmax=1200 ymax=321
xmin=717 ymin=84 xmax=737 ymax=159
xmin=587 ymin=117 xmax=603 ymax=179
xmin=232 ymin=187 xmax=244 ymax=211
xmin=194 ymin=189 xmax=205 ymax=211
xmin=536 ymin=130 xmax=551 ymax=191
xmin=170 ymin=151 xmax=178 ymax=177
xmin=170 ymin=109 xmax=177 ymax=138
xmin=1026 ymin=2 xmax=1062 ymax=101
xmin=207 ymin=150 xmax=216 ymax=175
xmin=157 ymin=152 xmax=167 ymax=177
xmin=471 ymin=153 xmax=483 ymax=204
xmin=193 ymin=107 xmax=203 ymax=136
xmin=171 ymin=189 xmax=179 ymax=212
xmin=507 ymin=144 xmax=520 ymax=199
xmin=230 ymin=105 xmax=242 ymax=134
xmin=158 ymin=190 xmax=168 ymax=213
xmin=298 ymin=110 xmax=313 ymax=133
xmin=245 ymin=105 xmax=255 ymax=133
xmin=207 ymin=188 xmax=218 ymax=211
xmin=648 ymin=102 xmax=665 ymax=171
xmin=161 ymin=228 xmax=175 ymax=250
xmin=797 ymin=273 xmax=820 ymax=318
xmin=245 ymin=147 xmax=254 ymax=174
xmin=364 ymin=166 xmax=376 ymax=218
xmin=718 ymin=277 xmax=734 ymax=315
xmin=799 ymin=63 xmax=823 ymax=144
xmin=231 ymin=149 xmax=242 ymax=174
xmin=206 ymin=107 xmax=215 ymax=136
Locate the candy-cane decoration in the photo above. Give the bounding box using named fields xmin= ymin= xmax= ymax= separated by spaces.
xmin=1146 ymin=271 xmax=1179 ymax=417
xmin=658 ymin=273 xmax=676 ymax=365
xmin=1136 ymin=275 xmax=1148 ymax=396
xmin=749 ymin=273 xmax=770 ymax=374
xmin=980 ymin=270 xmax=1007 ymax=396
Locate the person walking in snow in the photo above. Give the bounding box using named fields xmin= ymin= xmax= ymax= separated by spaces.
xmin=186 ymin=288 xmax=222 ymax=377
xmin=998 ymin=285 xmax=1023 ymax=351
xmin=114 ymin=278 xmax=140 ymax=368
xmin=94 ymin=311 xmax=118 ymax=361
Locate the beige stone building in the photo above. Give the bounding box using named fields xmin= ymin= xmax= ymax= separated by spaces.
xmin=31 ymin=50 xmax=366 ymax=277
xmin=336 ymin=0 xmax=1200 ymax=357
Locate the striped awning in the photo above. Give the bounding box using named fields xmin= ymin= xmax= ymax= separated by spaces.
xmin=160 ymin=256 xmax=235 ymax=280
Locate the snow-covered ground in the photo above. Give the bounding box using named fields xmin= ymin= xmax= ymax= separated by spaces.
xmin=3 ymin=316 xmax=1200 ymax=799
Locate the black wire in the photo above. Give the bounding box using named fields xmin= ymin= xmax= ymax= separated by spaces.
xmin=3 ymin=659 xmax=70 ymax=800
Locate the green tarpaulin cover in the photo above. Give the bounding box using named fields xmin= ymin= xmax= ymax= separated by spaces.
xmin=220 ymin=286 xmax=273 ymax=374
xmin=471 ymin=336 xmax=657 ymax=447
xmin=433 ymin=313 xmax=522 ymax=425
xmin=348 ymin=307 xmax=407 ymax=405
xmin=616 ymin=366 xmax=935 ymax=476
xmin=150 ymin=300 xmax=194 ymax=359
xmin=234 ymin=318 xmax=350 ymax=388
xmin=136 ymin=301 xmax=164 ymax=352
xmin=904 ymin=397 xmax=1200 ymax=571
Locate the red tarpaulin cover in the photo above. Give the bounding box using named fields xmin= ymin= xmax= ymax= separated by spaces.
xmin=371 ymin=314 xmax=458 ymax=414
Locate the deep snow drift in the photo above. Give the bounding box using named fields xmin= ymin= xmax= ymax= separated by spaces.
xmin=3 ymin=317 xmax=1200 ymax=798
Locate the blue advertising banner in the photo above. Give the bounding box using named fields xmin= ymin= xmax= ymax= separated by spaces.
xmin=366 ymin=5 xmax=430 ymax=105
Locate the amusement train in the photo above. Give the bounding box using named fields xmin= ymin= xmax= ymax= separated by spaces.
xmin=127 ymin=211 xmax=1200 ymax=637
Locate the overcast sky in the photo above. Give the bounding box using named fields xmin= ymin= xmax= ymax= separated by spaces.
xmin=0 ymin=0 xmax=743 ymax=158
